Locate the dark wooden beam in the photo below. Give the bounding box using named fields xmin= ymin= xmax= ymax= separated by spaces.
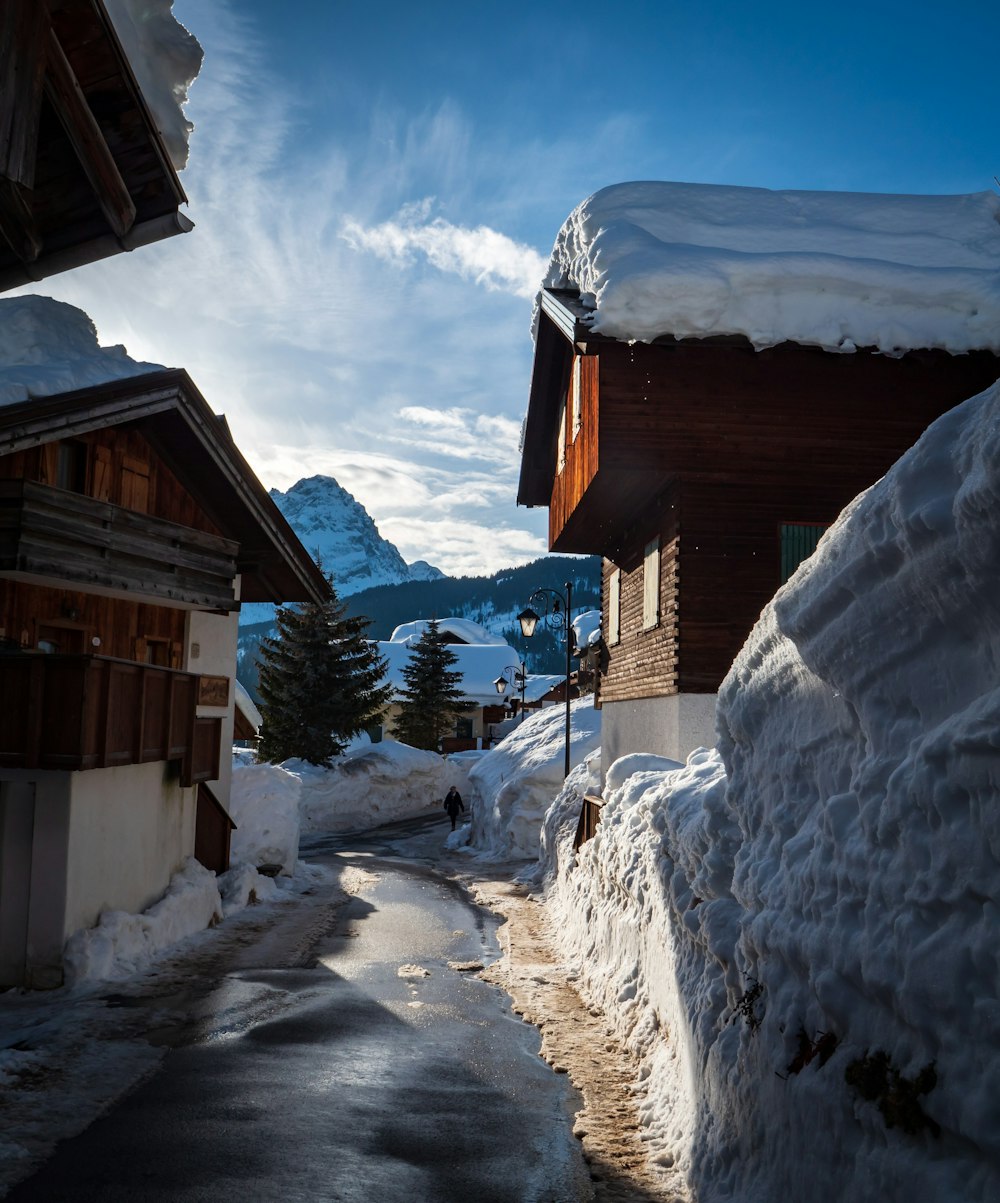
xmin=43 ymin=26 xmax=136 ymax=238
xmin=0 ymin=0 xmax=47 ymax=189
xmin=0 ymin=177 xmax=42 ymax=263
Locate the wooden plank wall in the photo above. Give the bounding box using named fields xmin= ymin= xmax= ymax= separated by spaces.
xmin=549 ymin=352 xmax=599 ymax=546
xmin=600 ymin=499 xmax=681 ymax=705
xmin=0 ymin=577 xmax=185 ymax=662
xmin=0 ymin=426 xmax=223 ymax=535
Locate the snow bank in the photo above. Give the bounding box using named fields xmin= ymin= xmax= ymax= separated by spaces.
xmin=229 ymin=761 xmax=301 ymax=874
xmin=466 ymin=697 xmax=601 ymax=859
xmin=233 ymin=742 xmax=468 ymax=837
xmin=540 ymin=181 xmax=1000 ymax=355
xmin=541 ymin=378 xmax=1000 ymax=1200
xmin=104 ymin=0 xmax=203 ymax=170
xmin=0 ymin=297 xmax=165 ymax=407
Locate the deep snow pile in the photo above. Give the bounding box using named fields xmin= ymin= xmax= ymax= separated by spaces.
xmin=539 ymin=378 xmax=1000 ymax=1201
xmin=232 ymin=741 xmax=470 ymax=839
xmin=104 ymin=0 xmax=203 ymax=170
xmin=0 ymin=297 xmax=165 ymax=407
xmin=463 ymin=697 xmax=601 ymax=859
xmin=540 ymin=182 xmax=1000 ymax=355
xmin=63 ymin=859 xmax=278 ymax=985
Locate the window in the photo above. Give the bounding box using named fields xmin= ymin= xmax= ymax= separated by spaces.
xmin=779 ymin=523 xmax=828 ymax=584
xmin=455 ymin=717 xmax=474 ymax=739
xmin=608 ymin=568 xmax=621 ymax=645
xmin=571 ymin=355 xmax=583 ymax=440
xmin=56 ymin=441 xmax=88 ymax=493
xmin=556 ymin=397 xmax=567 ymax=474
xmin=642 ymin=538 xmax=660 ymax=630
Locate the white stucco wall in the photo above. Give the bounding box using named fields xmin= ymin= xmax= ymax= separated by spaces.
xmin=186 ymin=597 xmax=239 ymax=807
xmin=601 ymin=692 xmax=718 ymax=778
xmin=63 ymin=761 xmax=197 ymax=942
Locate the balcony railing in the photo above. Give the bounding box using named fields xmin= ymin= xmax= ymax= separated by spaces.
xmin=0 ymin=653 xmax=221 ymax=784
xmin=0 ymin=480 xmax=239 ymax=610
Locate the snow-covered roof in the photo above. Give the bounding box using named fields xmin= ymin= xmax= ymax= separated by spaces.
xmin=572 ymin=609 xmax=601 ymax=649
xmin=387 ymin=617 xmax=508 ymax=647
xmin=377 ymin=640 xmax=522 ymax=705
xmin=539 ymin=181 xmax=1000 ymax=355
xmin=104 ymin=0 xmax=203 ymax=171
xmin=234 ymin=680 xmax=262 ymax=733
xmin=0 ymin=297 xmax=166 ymax=408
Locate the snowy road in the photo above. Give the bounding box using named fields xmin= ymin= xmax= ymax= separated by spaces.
xmin=5 ymin=815 xmax=593 ymax=1202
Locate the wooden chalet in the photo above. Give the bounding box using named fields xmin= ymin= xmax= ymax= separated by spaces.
xmin=519 ymin=287 xmax=1000 ymax=769
xmin=0 ymin=368 xmax=328 ymax=987
xmin=0 ymin=0 xmax=191 ymax=292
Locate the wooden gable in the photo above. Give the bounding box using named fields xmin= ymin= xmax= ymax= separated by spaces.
xmin=0 ymin=0 xmax=190 ymax=291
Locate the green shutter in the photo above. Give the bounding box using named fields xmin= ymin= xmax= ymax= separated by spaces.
xmin=780 ymin=523 xmax=828 ymax=584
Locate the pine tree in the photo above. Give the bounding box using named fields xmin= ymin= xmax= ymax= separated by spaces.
xmin=257 ymin=575 xmax=392 ymax=767
xmin=392 ymin=619 xmax=475 ymax=751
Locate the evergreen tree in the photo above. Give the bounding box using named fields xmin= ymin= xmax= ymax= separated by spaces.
xmin=257 ymin=575 xmax=392 ymax=767
xmin=392 ymin=619 xmax=475 ymax=751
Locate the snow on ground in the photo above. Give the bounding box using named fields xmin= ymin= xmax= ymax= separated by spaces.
xmin=532 ymin=377 xmax=1000 ymax=1201
xmin=232 ymin=741 xmax=472 ymax=841
xmin=459 ymin=697 xmax=601 ymax=859
xmin=540 ymin=181 xmax=1000 ymax=354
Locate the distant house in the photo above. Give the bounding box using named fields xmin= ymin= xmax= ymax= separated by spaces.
xmin=374 ymin=618 xmax=522 ymax=752
xmin=0 ymin=362 xmax=327 ymax=988
xmin=518 ymin=182 xmax=1000 ymax=770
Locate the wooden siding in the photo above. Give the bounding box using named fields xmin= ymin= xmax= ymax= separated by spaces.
xmin=549 ymin=352 xmax=599 ymax=548
xmin=600 ymin=496 xmax=681 ymax=705
xmin=0 ymin=577 xmax=185 ymax=661
xmin=0 ymin=652 xmax=220 ymax=780
xmin=0 ymin=426 xmax=225 ymax=537
xmin=0 ymin=479 xmax=239 ymax=609
xmin=548 ymin=339 xmax=1000 ymax=556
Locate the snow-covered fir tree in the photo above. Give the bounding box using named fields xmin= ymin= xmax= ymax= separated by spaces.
xmin=392 ymin=618 xmax=475 ymax=751
xmin=257 ymin=575 xmax=392 ymax=767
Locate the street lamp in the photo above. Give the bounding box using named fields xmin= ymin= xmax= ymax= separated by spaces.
xmin=517 ymin=581 xmax=574 ymax=777
xmin=493 ymin=663 xmax=527 ymax=722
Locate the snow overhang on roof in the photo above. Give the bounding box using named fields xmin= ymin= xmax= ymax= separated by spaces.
xmin=0 ymin=0 xmax=200 ymax=291
xmin=378 ymin=641 xmax=522 ymax=705
xmin=535 ymin=181 xmax=1000 ymax=357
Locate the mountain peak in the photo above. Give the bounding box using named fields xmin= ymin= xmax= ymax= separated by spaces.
xmin=266 ymin=475 xmax=442 ymax=596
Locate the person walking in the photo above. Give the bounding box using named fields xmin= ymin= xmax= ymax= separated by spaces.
xmin=443 ymin=786 xmax=465 ymax=831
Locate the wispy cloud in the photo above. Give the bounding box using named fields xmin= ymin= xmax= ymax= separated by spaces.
xmin=343 ymin=203 xmax=547 ymax=299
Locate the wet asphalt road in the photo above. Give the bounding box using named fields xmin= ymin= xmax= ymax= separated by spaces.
xmin=7 ymin=815 xmax=592 ymax=1202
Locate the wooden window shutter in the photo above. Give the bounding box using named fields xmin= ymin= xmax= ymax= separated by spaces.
xmin=608 ymin=568 xmax=621 ymax=645
xmin=121 ymin=455 xmax=150 ymax=513
xmin=779 ymin=523 xmax=828 ymax=584
xmin=92 ymin=445 xmax=112 ymax=500
xmin=642 ymin=538 xmax=660 ymax=631
xmin=39 ymin=442 xmax=58 ymax=485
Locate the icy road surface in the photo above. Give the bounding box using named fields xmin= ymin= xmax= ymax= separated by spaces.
xmin=6 ymin=814 xmax=592 ymax=1202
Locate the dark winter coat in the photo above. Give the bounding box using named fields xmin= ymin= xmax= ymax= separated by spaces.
xmin=444 ymin=788 xmax=465 ymax=817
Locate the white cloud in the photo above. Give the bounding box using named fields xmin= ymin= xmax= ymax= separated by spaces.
xmin=342 ymin=207 xmax=548 ymax=299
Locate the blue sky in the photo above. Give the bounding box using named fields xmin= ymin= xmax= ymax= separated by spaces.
xmin=23 ymin=0 xmax=999 ymax=577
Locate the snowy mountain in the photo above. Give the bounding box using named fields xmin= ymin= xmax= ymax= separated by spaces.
xmin=270 ymin=475 xmax=443 ymax=594
xmin=240 ymin=475 xmax=443 ymax=625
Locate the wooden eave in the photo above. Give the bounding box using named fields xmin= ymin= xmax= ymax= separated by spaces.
xmin=0 ymin=370 xmax=331 ymax=606
xmin=0 ymin=0 xmax=191 ymax=291
xmin=518 ymin=290 xmax=605 ymax=507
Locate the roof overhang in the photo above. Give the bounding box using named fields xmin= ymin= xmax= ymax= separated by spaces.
xmin=0 ymin=369 xmax=331 ymax=606
xmin=0 ymin=0 xmax=190 ymax=291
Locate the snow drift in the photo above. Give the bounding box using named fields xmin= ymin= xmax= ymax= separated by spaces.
xmin=540 ymin=378 xmax=1000 ymax=1200
xmin=465 ymin=698 xmax=601 ymax=859
xmin=540 ymin=181 xmax=1000 ymax=355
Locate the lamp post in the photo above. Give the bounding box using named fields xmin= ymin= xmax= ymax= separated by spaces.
xmin=517 ymin=581 xmax=574 ymax=777
xmin=493 ymin=663 xmax=527 ymax=723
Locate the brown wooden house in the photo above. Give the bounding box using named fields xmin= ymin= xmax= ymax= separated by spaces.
xmin=0 ymin=0 xmax=192 ymax=292
xmin=0 ymin=368 xmax=328 ymax=987
xmin=519 ymin=284 xmax=1000 ymax=772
